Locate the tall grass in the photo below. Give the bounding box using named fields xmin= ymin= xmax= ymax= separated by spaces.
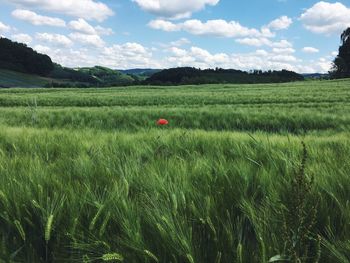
xmin=0 ymin=80 xmax=349 ymax=262
xmin=0 ymin=127 xmax=349 ymax=262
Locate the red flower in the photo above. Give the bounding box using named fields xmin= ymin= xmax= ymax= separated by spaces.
xmin=157 ymin=119 xmax=169 ymax=126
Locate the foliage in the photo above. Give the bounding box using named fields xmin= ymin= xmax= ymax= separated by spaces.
xmin=330 ymin=27 xmax=350 ymax=79
xmin=49 ymin=64 xmax=98 ymax=84
xmin=77 ymin=66 xmax=135 ymax=86
xmin=0 ymin=37 xmax=53 ymax=76
xmin=145 ymin=67 xmax=304 ymax=85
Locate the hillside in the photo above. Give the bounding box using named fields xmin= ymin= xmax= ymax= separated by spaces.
xmin=0 ymin=69 xmax=59 ymax=88
xmin=145 ymin=67 xmax=304 ymax=85
xmin=77 ymin=66 xmax=135 ymax=86
xmin=0 ymin=37 xmax=53 ymax=76
xmin=0 ymin=38 xmax=137 ymax=87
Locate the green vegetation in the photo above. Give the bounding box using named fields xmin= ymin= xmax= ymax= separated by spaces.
xmin=77 ymin=66 xmax=136 ymax=86
xmin=0 ymin=69 xmax=58 ymax=88
xmin=0 ymin=37 xmax=53 ymax=76
xmin=0 ymin=80 xmax=349 ymax=262
xmin=145 ymin=67 xmax=304 ymax=85
xmin=331 ymin=27 xmax=350 ymax=79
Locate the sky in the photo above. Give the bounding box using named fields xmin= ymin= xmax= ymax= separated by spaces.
xmin=1 ymin=0 xmax=350 ymax=73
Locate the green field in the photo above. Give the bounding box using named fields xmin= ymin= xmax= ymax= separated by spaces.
xmin=0 ymin=69 xmax=56 ymax=88
xmin=0 ymin=80 xmax=349 ymax=262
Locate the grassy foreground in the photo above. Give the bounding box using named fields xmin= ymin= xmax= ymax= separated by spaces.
xmin=0 ymin=80 xmax=349 ymax=262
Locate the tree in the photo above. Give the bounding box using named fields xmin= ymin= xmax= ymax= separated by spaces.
xmin=0 ymin=37 xmax=54 ymax=76
xmin=330 ymin=27 xmax=350 ymax=78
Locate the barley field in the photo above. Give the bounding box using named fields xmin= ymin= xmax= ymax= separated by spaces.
xmin=0 ymin=80 xmax=349 ymax=262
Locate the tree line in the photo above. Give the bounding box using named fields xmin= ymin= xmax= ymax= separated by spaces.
xmin=144 ymin=67 xmax=304 ymax=85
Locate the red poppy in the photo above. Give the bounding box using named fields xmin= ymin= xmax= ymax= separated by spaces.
xmin=157 ymin=119 xmax=169 ymax=125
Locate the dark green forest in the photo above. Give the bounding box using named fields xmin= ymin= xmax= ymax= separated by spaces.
xmin=0 ymin=37 xmax=54 ymax=76
xmin=145 ymin=67 xmax=304 ymax=85
xmin=331 ymin=27 xmax=350 ymax=78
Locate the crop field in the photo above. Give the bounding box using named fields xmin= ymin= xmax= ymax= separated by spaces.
xmin=0 ymin=80 xmax=349 ymax=262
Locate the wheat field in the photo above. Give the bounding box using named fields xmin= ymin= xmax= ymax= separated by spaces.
xmin=0 ymin=80 xmax=349 ymax=262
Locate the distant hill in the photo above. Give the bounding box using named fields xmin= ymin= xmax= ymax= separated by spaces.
xmin=302 ymin=73 xmax=329 ymax=79
xmin=0 ymin=38 xmax=138 ymax=87
xmin=145 ymin=67 xmax=304 ymax=85
xmin=77 ymin=66 xmax=135 ymax=86
xmin=119 ymin=68 xmax=161 ymax=77
xmin=0 ymin=37 xmax=54 ymax=76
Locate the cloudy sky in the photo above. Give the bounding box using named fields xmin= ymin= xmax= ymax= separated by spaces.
xmin=1 ymin=0 xmax=349 ymax=72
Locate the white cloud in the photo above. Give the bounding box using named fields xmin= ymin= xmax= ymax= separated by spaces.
xmin=272 ymin=47 xmax=295 ymax=54
xmin=12 ymin=9 xmax=66 ymax=27
xmin=95 ymin=26 xmax=114 ymax=36
xmin=165 ymin=46 xmax=304 ymax=71
xmin=33 ymin=42 xmax=159 ymax=69
xmin=33 ymin=44 xmax=51 ymax=54
xmin=236 ymin=37 xmax=272 ymax=47
xmin=300 ymin=1 xmax=350 ymax=35
xmin=236 ymin=38 xmax=292 ymax=48
xmin=7 ymin=0 xmax=114 ymax=22
xmin=69 ymin=32 xmax=105 ymax=47
xmin=68 ymin=19 xmax=113 ymax=36
xmin=11 ymin=33 xmax=32 ymax=44
xmin=0 ymin=22 xmax=11 ymax=33
xmin=181 ymin=19 xmax=263 ymax=37
xmin=32 ymin=41 xmax=331 ymax=73
xmin=149 ymin=19 xmax=274 ymax=38
xmin=100 ymin=43 xmax=161 ymax=69
xmin=302 ymin=47 xmax=319 ymax=53
xmin=133 ymin=0 xmax=219 ymax=19
xmin=36 ymin=33 xmax=73 ymax=47
xmin=170 ymin=38 xmax=191 ymax=46
xmin=270 ymin=39 xmax=292 ymax=48
xmin=148 ymin=19 xmax=181 ymax=32
xmin=69 ymin=18 xmax=96 ymax=34
xmin=267 ymin=16 xmax=292 ymax=30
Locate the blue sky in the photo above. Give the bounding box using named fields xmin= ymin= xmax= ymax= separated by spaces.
xmin=1 ymin=0 xmax=350 ymax=72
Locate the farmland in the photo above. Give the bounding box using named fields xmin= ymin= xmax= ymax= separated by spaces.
xmin=0 ymin=80 xmax=349 ymax=262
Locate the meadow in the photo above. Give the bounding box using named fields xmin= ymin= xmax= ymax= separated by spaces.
xmin=0 ymin=80 xmax=349 ymax=262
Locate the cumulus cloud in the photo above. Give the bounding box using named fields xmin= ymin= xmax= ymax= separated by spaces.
xmin=133 ymin=0 xmax=219 ymax=19
xmin=302 ymin=47 xmax=319 ymax=53
xmin=267 ymin=16 xmax=292 ymax=30
xmin=33 ymin=44 xmax=51 ymax=54
xmin=272 ymin=47 xmax=295 ymax=54
xmin=69 ymin=32 xmax=105 ymax=47
xmin=149 ymin=19 xmax=274 ymax=38
xmin=236 ymin=37 xmax=272 ymax=47
xmin=11 ymin=33 xmax=32 ymax=44
xmin=236 ymin=38 xmax=292 ymax=48
xmin=165 ymin=45 xmax=306 ymax=71
xmin=170 ymin=38 xmax=191 ymax=47
xmin=0 ymin=22 xmax=11 ymax=34
xmin=300 ymin=1 xmax=350 ymax=35
xmin=36 ymin=33 xmax=73 ymax=47
xmin=7 ymin=0 xmax=114 ymax=21
xmin=12 ymin=9 xmax=66 ymax=27
xmin=148 ymin=19 xmax=181 ymax=31
xmin=94 ymin=26 xmax=114 ymax=36
xmin=69 ymin=18 xmax=95 ymax=34
xmin=32 ymin=40 xmax=331 ymax=73
xmin=68 ymin=19 xmax=114 ymax=36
